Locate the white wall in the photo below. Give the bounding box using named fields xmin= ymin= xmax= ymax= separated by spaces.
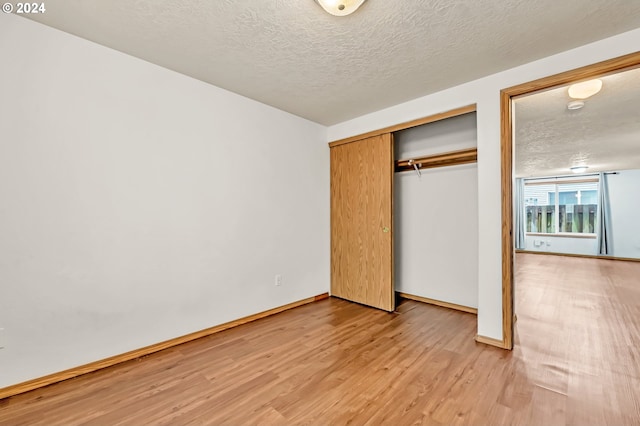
xmin=0 ymin=14 xmax=329 ymax=388
xmin=607 ymin=169 xmax=640 ymax=258
xmin=395 ymin=113 xmax=478 ymax=308
xmin=328 ymin=28 xmax=640 ymax=341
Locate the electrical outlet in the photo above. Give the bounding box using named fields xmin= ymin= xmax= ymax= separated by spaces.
xmin=275 ymin=274 xmax=282 ymax=286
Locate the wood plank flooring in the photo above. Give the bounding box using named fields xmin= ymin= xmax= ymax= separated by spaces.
xmin=513 ymin=253 xmax=640 ymax=425
xmin=1 ymin=253 xmax=639 ymax=425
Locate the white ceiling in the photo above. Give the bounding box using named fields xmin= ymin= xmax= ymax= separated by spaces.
xmin=21 ymin=0 xmax=640 ymax=125
xmin=514 ymin=67 xmax=640 ymax=178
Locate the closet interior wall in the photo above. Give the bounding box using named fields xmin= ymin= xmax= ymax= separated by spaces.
xmin=394 ymin=112 xmax=479 ymax=310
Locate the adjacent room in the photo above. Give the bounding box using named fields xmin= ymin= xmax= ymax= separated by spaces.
xmin=514 ymin=67 xmax=640 ymax=259
xmin=510 ymin=66 xmax=640 ymax=425
xmin=1 ymin=1 xmax=639 ymax=424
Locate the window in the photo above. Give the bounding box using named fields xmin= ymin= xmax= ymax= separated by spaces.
xmin=524 ymin=180 xmax=598 ymax=235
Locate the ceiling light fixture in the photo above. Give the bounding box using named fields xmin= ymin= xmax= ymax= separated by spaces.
xmin=568 ymin=79 xmax=603 ymax=100
xmin=314 ymin=0 xmax=367 ymax=16
xmin=570 ymin=166 xmax=589 ymax=174
xmin=567 ymin=100 xmax=585 ymax=110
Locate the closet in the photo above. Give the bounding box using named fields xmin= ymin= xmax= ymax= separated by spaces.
xmin=329 ymin=106 xmax=478 ymax=313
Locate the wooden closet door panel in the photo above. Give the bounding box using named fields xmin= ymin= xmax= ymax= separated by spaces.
xmin=330 ymin=133 xmax=394 ymax=312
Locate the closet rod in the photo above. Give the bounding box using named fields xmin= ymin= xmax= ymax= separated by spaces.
xmin=395 ymin=148 xmax=477 ymax=173
xmin=523 ymin=172 xmax=618 ymax=181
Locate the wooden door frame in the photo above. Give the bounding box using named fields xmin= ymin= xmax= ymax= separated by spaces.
xmin=328 ymin=104 xmax=476 ymax=148
xmin=500 ymin=51 xmax=640 ymax=350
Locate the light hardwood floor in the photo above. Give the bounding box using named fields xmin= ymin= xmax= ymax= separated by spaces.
xmin=1 ymin=253 xmax=639 ymax=425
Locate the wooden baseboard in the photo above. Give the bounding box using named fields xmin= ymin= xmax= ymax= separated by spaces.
xmin=0 ymin=293 xmax=329 ymax=401
xmin=313 ymin=293 xmax=330 ymax=302
xmin=397 ymin=292 xmax=477 ymax=314
xmin=516 ymin=250 xmax=640 ymax=263
xmin=475 ymin=335 xmax=508 ymax=349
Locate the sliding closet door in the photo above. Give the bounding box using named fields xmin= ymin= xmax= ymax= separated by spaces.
xmin=330 ymin=133 xmax=394 ymax=312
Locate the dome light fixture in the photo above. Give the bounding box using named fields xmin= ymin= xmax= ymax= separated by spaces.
xmin=568 ymin=79 xmax=603 ymax=100
xmin=567 ymin=100 xmax=585 ymax=110
xmin=570 ymin=165 xmax=589 ymax=174
xmin=314 ymin=0 xmax=367 ymax=16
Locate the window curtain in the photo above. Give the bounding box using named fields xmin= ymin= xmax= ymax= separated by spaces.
xmin=514 ymin=178 xmax=525 ymax=250
xmin=596 ymin=172 xmax=611 ymax=255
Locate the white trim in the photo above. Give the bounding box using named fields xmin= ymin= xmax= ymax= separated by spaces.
xmin=526 ymin=232 xmax=597 ymax=239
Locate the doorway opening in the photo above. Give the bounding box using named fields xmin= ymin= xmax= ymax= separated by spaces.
xmin=500 ymin=51 xmax=640 ymax=349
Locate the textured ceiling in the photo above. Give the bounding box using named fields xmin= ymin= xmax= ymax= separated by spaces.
xmin=514 ymin=66 xmax=640 ymax=178
xmin=20 ymin=0 xmax=640 ymax=125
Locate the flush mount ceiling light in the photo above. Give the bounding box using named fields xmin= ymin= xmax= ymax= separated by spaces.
xmin=567 ymin=100 xmax=585 ymax=110
xmin=568 ymin=79 xmax=603 ymax=100
xmin=570 ymin=166 xmax=589 ymax=174
xmin=314 ymin=0 xmax=367 ymax=16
